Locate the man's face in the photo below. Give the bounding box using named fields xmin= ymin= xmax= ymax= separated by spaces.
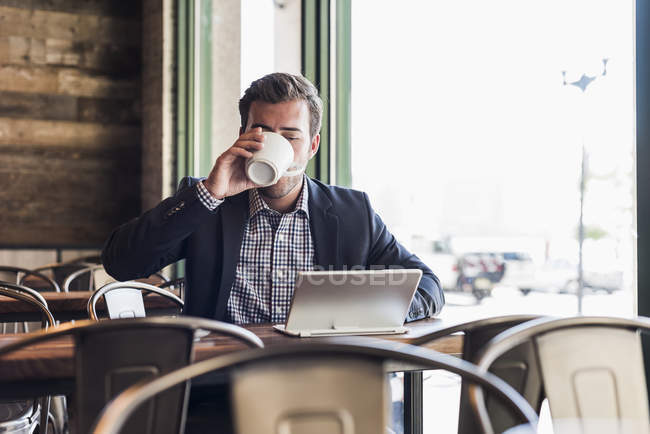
xmin=242 ymin=99 xmax=320 ymax=199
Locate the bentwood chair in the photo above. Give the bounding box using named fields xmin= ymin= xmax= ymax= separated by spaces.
xmin=0 ymin=284 xmax=58 ymax=434
xmin=412 ymin=315 xmax=544 ymax=434
xmin=0 ymin=265 xmax=60 ymax=292
xmin=472 ymin=316 xmax=650 ymax=434
xmin=92 ymin=339 xmax=538 ymax=434
xmin=0 ymin=317 xmax=264 ymax=434
xmin=87 ymin=281 xmax=184 ymax=320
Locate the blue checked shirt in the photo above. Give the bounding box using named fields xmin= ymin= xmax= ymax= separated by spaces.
xmin=196 ymin=178 xmax=314 ymax=324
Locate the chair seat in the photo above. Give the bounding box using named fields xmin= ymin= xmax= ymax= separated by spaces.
xmin=0 ymin=400 xmax=34 ymax=422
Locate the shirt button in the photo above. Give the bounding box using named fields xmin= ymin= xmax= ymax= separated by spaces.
xmin=277 ymin=270 xmax=284 ymax=279
xmin=277 ymin=234 xmax=284 ymax=242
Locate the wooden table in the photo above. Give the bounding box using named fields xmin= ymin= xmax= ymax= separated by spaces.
xmin=0 ymin=318 xmax=462 ymax=400
xmin=0 ymin=291 xmax=181 ymax=322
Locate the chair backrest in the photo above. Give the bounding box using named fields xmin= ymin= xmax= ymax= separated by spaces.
xmin=34 ymin=261 xmax=97 ymax=290
xmin=472 ymin=316 xmax=650 ymax=434
xmin=69 ymin=255 xmax=102 ymax=265
xmin=64 ymin=265 xmax=168 ymax=292
xmin=63 ymin=265 xmax=114 ymax=292
xmin=413 ymin=314 xmax=543 ymax=434
xmin=87 ymin=281 xmax=184 ymax=320
xmin=145 ymin=271 xmax=169 ymax=285
xmin=33 ymin=255 xmax=103 ymax=290
xmin=0 ymin=265 xmax=60 ymax=292
xmin=92 ymin=339 xmax=538 ymax=434
xmin=0 ymin=283 xmax=55 ymax=330
xmin=0 ymin=317 xmax=263 ymax=434
xmin=157 ymin=278 xmax=185 ymax=302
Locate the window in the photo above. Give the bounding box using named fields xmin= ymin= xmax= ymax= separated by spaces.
xmin=351 ymin=0 xmax=635 ymax=319
xmin=350 ymin=1 xmax=635 ymax=432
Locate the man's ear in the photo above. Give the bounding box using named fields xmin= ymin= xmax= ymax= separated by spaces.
xmin=309 ymin=134 xmax=320 ymax=159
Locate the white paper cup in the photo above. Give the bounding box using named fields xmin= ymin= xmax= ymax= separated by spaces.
xmin=245 ymin=131 xmax=302 ymax=186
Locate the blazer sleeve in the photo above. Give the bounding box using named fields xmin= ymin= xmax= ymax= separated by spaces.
xmin=364 ymin=193 xmax=445 ymax=321
xmin=101 ymin=177 xmax=217 ymax=281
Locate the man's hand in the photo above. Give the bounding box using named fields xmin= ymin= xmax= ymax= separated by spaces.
xmin=202 ymin=128 xmax=265 ymax=199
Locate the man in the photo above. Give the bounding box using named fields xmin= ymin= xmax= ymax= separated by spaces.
xmin=102 ymin=72 xmax=444 ymax=433
xmin=102 ymin=72 xmax=444 ymax=324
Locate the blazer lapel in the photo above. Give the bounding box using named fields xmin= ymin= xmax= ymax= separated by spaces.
xmin=214 ymin=191 xmax=249 ymax=319
xmin=307 ymin=178 xmax=341 ymax=269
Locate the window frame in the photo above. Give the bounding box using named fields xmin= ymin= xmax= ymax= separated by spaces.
xmin=176 ymin=0 xmax=215 ymax=277
xmin=302 ymin=0 xmax=352 ymax=186
xmin=176 ymin=0 xmax=213 ymax=182
xmin=635 ymin=0 xmax=650 ymax=391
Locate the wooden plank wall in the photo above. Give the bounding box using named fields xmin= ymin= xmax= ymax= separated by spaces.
xmin=142 ymin=0 xmax=175 ymax=211
xmin=0 ymin=0 xmax=142 ymax=247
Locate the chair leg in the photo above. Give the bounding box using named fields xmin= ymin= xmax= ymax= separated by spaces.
xmin=51 ymin=395 xmax=68 ymax=434
xmin=40 ymin=396 xmax=51 ymax=434
xmin=404 ymin=371 xmax=423 ymax=434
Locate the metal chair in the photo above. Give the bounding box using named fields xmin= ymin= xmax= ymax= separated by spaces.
xmin=62 ymin=265 xmax=112 ymax=292
xmin=87 ymin=281 xmax=184 ymax=320
xmin=0 ymin=283 xmax=54 ymax=334
xmin=0 ymin=317 xmax=263 ymax=434
xmin=0 ymin=281 xmax=52 ymax=335
xmin=412 ymin=315 xmax=543 ymax=433
xmin=34 ymin=260 xmax=100 ymax=291
xmin=34 ymin=255 xmax=102 ymax=272
xmin=67 ymin=254 xmax=102 ymax=265
xmin=0 ymin=265 xmax=60 ymax=292
xmin=472 ymin=316 xmax=650 ymax=434
xmin=0 ymin=284 xmax=57 ymax=434
xmin=157 ymin=277 xmax=185 ymax=302
xmin=92 ymin=339 xmax=538 ymax=434
xmin=63 ymin=265 xmax=169 ymax=292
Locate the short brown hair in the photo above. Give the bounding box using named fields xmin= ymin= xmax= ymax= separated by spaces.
xmin=239 ymin=73 xmax=323 ymax=138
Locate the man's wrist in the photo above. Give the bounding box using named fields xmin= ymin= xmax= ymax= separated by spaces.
xmin=202 ymin=179 xmax=224 ymax=200
xmin=196 ymin=181 xmax=224 ymax=211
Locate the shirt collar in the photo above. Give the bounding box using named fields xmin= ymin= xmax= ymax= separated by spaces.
xmin=248 ymin=175 xmax=310 ymax=219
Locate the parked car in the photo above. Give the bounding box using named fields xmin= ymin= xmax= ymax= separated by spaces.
xmin=498 ymin=251 xmax=537 ymax=295
xmin=418 ymin=239 xmax=460 ymax=292
xmin=530 ymin=258 xmax=623 ymax=294
xmin=455 ymin=252 xmax=506 ymax=301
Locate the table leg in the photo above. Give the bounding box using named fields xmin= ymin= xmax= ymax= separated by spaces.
xmin=404 ymin=371 xmax=423 ymax=434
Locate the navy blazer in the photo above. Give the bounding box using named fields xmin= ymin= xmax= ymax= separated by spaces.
xmin=102 ymin=176 xmax=445 ymax=322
